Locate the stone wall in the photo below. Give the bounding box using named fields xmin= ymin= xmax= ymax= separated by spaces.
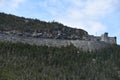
xmin=88 ymin=32 xmax=116 ymax=44
xmin=0 ymin=33 xmax=110 ymax=51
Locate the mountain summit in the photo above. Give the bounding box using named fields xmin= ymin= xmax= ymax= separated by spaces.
xmin=0 ymin=12 xmax=88 ymax=40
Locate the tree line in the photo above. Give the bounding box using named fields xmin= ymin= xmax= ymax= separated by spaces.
xmin=0 ymin=41 xmax=119 ymax=80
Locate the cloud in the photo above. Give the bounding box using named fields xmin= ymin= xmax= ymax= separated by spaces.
xmin=85 ymin=21 xmax=106 ymax=35
xmin=39 ymin=0 xmax=120 ymax=35
xmin=0 ymin=0 xmax=26 ymax=11
xmin=10 ymin=0 xmax=26 ymax=8
xmin=0 ymin=0 xmax=119 ymax=36
xmin=84 ymin=0 xmax=120 ymax=17
xmin=39 ymin=0 xmax=66 ymax=16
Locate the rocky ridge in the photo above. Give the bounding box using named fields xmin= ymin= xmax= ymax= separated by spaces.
xmin=0 ymin=12 xmax=116 ymax=51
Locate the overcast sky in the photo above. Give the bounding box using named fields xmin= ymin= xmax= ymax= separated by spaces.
xmin=0 ymin=0 xmax=120 ymax=44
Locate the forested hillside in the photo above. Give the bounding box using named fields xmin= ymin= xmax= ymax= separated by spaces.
xmin=0 ymin=12 xmax=88 ymax=39
xmin=0 ymin=42 xmax=120 ymax=80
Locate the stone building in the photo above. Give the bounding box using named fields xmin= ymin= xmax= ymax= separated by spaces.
xmin=88 ymin=32 xmax=116 ymax=44
xmin=101 ymin=32 xmax=116 ymax=44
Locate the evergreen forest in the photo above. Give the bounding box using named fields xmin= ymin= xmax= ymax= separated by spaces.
xmin=0 ymin=42 xmax=120 ymax=80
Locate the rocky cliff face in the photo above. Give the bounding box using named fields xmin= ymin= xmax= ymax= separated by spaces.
xmin=0 ymin=13 xmax=112 ymax=51
xmin=0 ymin=32 xmax=110 ymax=51
xmin=0 ymin=12 xmax=88 ymax=40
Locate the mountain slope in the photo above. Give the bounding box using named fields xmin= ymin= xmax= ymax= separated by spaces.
xmin=0 ymin=42 xmax=119 ymax=80
xmin=0 ymin=12 xmax=88 ymax=39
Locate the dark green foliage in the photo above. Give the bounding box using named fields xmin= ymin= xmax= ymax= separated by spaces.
xmin=0 ymin=42 xmax=120 ymax=80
